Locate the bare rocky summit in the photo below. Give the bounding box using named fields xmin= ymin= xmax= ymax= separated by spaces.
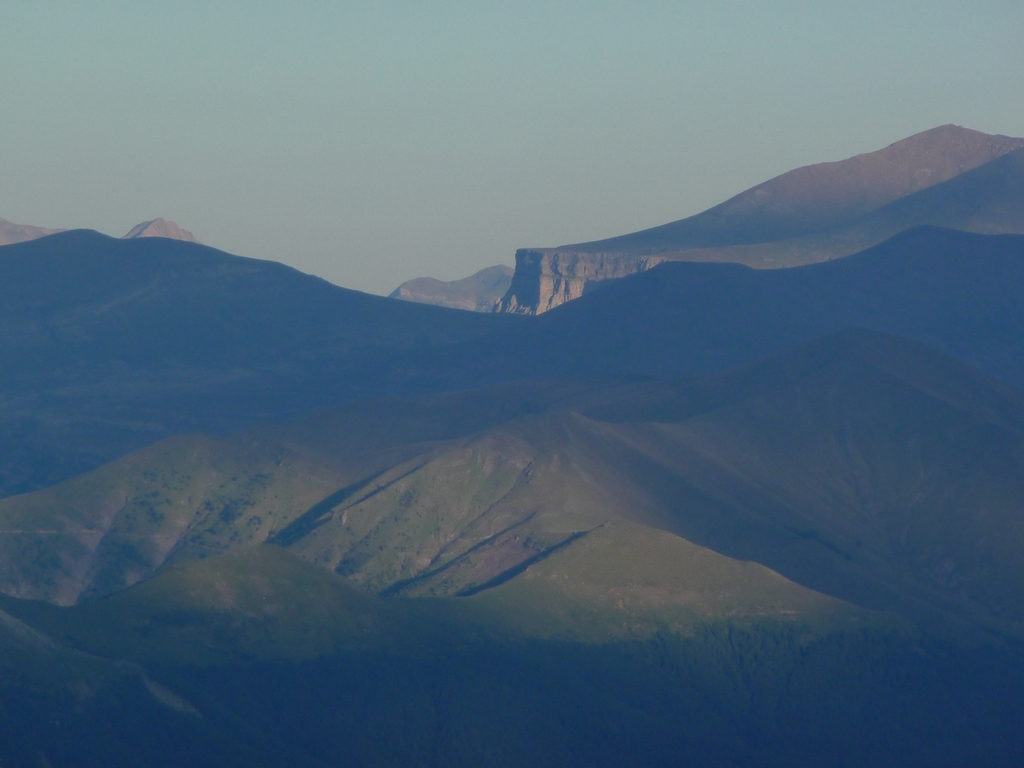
xmin=497 ymin=125 xmax=1024 ymax=314
xmin=0 ymin=217 xmax=63 ymax=246
xmin=390 ymin=264 xmax=513 ymax=312
xmin=122 ymin=218 xmax=199 ymax=243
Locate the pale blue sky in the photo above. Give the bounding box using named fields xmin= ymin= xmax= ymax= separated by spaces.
xmin=1 ymin=1 xmax=1022 ymax=294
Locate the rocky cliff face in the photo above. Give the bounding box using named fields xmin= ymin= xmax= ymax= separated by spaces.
xmin=495 ymin=250 xmax=667 ymax=314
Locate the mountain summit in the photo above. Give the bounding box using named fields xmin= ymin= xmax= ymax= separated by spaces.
xmin=122 ymin=218 xmax=199 ymax=243
xmin=566 ymin=124 xmax=1024 ymax=254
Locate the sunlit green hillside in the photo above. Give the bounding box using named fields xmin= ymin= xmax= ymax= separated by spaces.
xmin=3 ymin=329 xmax=1023 ymax=645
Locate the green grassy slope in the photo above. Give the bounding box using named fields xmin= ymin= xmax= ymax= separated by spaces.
xmin=3 ymin=330 xmax=1023 ymax=644
xmin=0 ymin=430 xmax=429 ymax=604
xmin=0 ymin=379 xmax=630 ymax=604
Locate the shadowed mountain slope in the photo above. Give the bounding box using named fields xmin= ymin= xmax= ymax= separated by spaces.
xmin=0 ymin=229 xmax=513 ymax=367
xmin=467 ymin=228 xmax=1024 ymax=389
xmin=0 ymin=230 xmax=520 ymax=498
xmin=4 ymin=543 xmax=1024 ymax=768
xmin=390 ymin=264 xmax=513 ymax=311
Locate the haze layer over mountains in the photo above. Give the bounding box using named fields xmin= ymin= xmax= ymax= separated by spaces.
xmin=2 ymin=124 xmax=1024 ymax=767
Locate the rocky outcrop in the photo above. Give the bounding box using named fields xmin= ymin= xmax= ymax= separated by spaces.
xmin=494 ymin=250 xmax=667 ymax=314
xmin=123 ymin=218 xmax=199 ymax=243
xmin=390 ymin=264 xmax=513 ymax=312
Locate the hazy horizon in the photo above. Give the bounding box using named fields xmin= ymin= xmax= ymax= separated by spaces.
xmin=2 ymin=1 xmax=1022 ymax=294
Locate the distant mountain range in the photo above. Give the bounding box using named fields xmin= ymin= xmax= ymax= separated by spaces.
xmin=2 ymin=226 xmax=1023 ymax=502
xmin=389 ymin=264 xmax=512 ymax=311
xmin=496 ymin=124 xmax=1024 ymax=313
xmin=3 ymin=134 xmax=1024 ymax=766
xmin=0 ymin=216 xmax=199 ymax=246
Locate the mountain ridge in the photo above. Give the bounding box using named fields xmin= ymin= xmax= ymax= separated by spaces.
xmin=566 ymin=124 xmax=1024 ymax=252
xmin=496 ymin=125 xmax=1024 ymax=313
xmin=0 ymin=229 xmax=520 ymax=498
xmin=467 ymin=227 xmax=1024 ymax=388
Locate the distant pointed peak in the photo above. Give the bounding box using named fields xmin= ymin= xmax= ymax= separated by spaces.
xmin=122 ymin=218 xmax=199 ymax=243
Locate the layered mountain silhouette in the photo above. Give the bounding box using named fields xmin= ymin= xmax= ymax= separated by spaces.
xmin=497 ymin=125 xmax=1024 ymax=313
xmin=390 ymin=264 xmax=513 ymax=311
xmin=0 ymin=230 xmax=519 ymax=498
xmin=3 ymin=205 xmax=1024 ymax=764
xmin=3 ymin=226 xmax=1024 ymax=501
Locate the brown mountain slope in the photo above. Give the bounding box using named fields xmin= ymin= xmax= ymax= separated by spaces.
xmin=122 ymin=218 xmax=199 ymax=243
xmin=0 ymin=217 xmax=63 ymax=246
xmin=568 ymin=124 xmax=1024 ymax=253
xmin=645 ymin=145 xmax=1024 ymax=269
